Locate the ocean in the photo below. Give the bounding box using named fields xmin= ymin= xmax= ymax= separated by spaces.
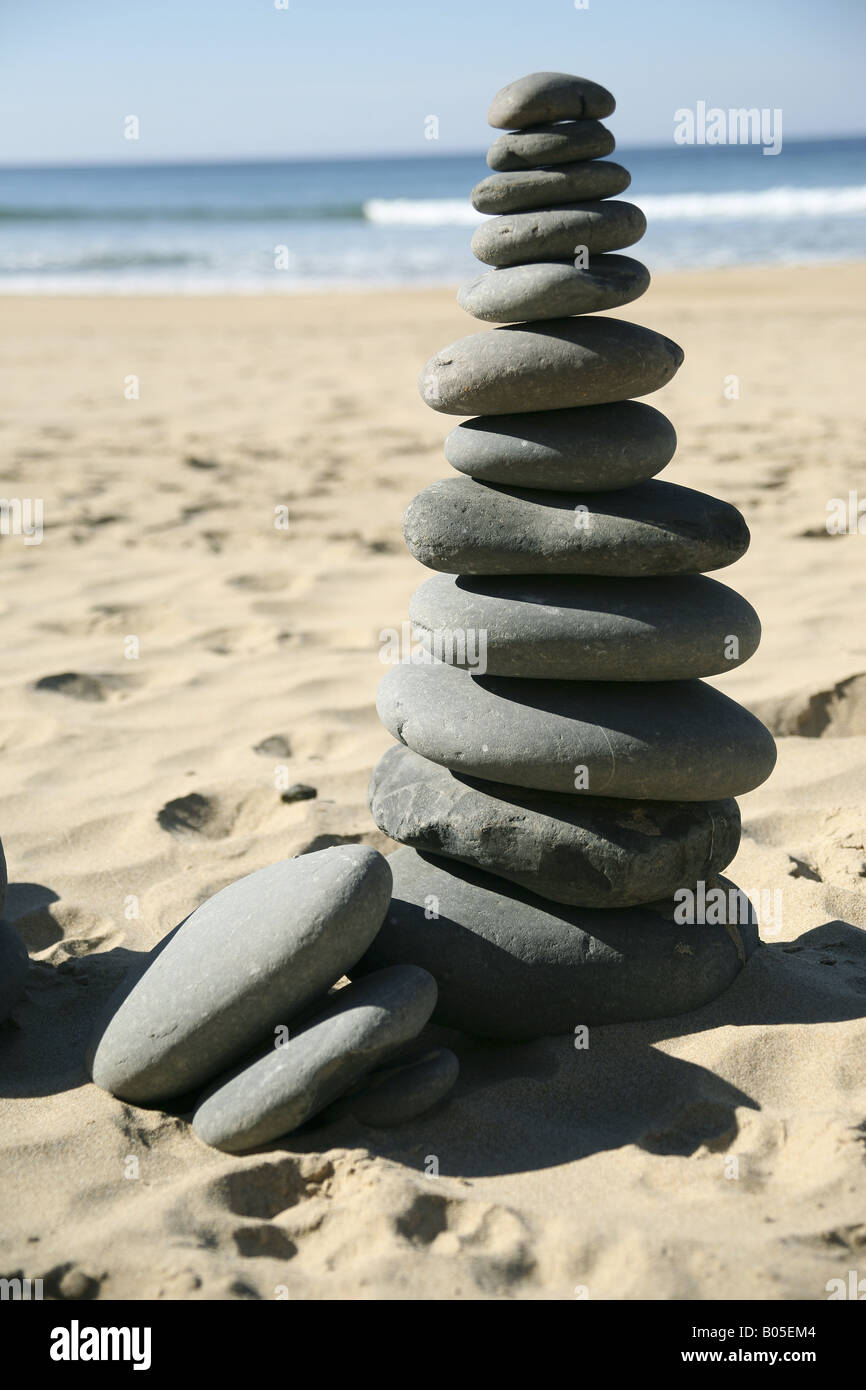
xmin=1 ymin=137 xmax=864 ymax=293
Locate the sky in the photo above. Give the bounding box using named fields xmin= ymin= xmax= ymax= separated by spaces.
xmin=1 ymin=0 xmax=865 ymax=165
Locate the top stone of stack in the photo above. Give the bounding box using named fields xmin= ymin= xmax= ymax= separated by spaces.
xmin=487 ymin=71 xmax=616 ymax=129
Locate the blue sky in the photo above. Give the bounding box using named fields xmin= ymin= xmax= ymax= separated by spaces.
xmin=1 ymin=0 xmax=864 ymax=164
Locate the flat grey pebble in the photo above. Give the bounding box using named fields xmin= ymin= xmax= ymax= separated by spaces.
xmin=370 ymin=743 xmax=742 ymax=908
xmin=403 ymin=477 xmax=749 ymax=576
xmin=444 ymin=401 xmax=675 ymax=491
xmin=488 ymin=121 xmax=615 ymax=171
xmin=377 ymin=661 xmax=777 ymax=801
xmin=87 ymin=845 xmax=392 ymax=1103
xmin=329 ymin=1046 xmax=460 ymax=1127
xmin=419 ymin=316 xmax=683 ymax=416
xmin=487 ymin=71 xmax=616 ymax=128
xmin=355 ymin=849 xmax=760 ymax=1040
xmin=408 ymin=571 xmax=761 ymax=679
xmin=192 ymin=965 xmax=438 ymax=1152
xmin=471 ymin=202 xmax=646 ymax=267
xmin=458 ymin=256 xmax=649 ymax=323
xmin=471 ymin=162 xmax=630 ymax=214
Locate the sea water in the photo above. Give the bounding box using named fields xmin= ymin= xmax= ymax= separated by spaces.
xmin=1 ymin=137 xmax=863 ymax=293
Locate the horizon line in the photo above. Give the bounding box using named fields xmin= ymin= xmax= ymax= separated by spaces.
xmin=2 ymin=130 xmax=865 ymax=172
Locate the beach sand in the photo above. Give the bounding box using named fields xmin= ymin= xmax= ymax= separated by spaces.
xmin=1 ymin=263 xmax=865 ymax=1301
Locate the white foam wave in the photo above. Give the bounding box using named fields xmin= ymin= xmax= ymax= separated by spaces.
xmin=363 ymin=198 xmax=484 ymax=226
xmin=634 ymin=184 xmax=866 ymax=220
xmin=363 ymin=184 xmax=866 ymax=227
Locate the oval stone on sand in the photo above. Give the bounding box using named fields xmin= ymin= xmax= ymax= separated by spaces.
xmin=419 ymin=317 xmax=683 ymax=415
xmin=355 ymin=850 xmax=759 ymax=1039
xmin=457 ymin=256 xmax=649 ymax=323
xmin=329 ymin=1046 xmax=460 ymax=1127
xmin=377 ymin=662 xmax=777 ymax=800
xmin=471 ymin=203 xmax=646 ymax=267
xmin=488 ymin=121 xmax=614 ymax=171
xmin=471 ymin=162 xmax=630 ymax=214
xmin=487 ymin=71 xmax=616 ymax=128
xmin=444 ymin=401 xmax=676 ymax=491
xmin=88 ymin=845 xmax=392 ymax=1103
xmin=402 ymin=477 xmax=749 ymax=576
xmin=409 ymin=572 xmax=761 ymax=679
xmin=370 ymin=743 xmax=742 ymax=909
xmin=192 ymin=965 xmax=438 ymax=1152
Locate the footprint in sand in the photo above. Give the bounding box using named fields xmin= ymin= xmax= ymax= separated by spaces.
xmin=227 ymin=574 xmax=289 ymax=594
xmin=33 ymin=672 xmax=138 ymax=702
xmin=752 ymin=672 xmax=866 ymax=737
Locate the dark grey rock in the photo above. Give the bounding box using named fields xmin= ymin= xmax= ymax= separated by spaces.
xmin=0 ymin=918 xmax=28 ymax=1022
xmin=327 ymin=1046 xmax=460 ymax=1127
xmin=488 ymin=122 xmax=615 ymax=171
xmin=471 ymin=203 xmax=646 ymax=268
xmin=444 ymin=402 xmax=676 ymax=491
xmin=419 ymin=317 xmax=683 ymax=416
xmin=409 ymin=572 xmax=761 ymax=679
xmin=370 ymin=743 xmax=741 ymax=909
xmin=192 ymin=965 xmax=438 ymax=1152
xmin=458 ymin=256 xmax=649 ymax=323
xmin=87 ymin=845 xmax=392 ymax=1103
xmin=487 ymin=71 xmax=616 ymax=128
xmin=356 ymin=849 xmax=760 ymax=1039
xmin=471 ymin=162 xmax=630 ymax=214
xmin=0 ymin=837 xmax=7 ymax=920
xmin=402 ymin=477 xmax=749 ymax=576
xmin=377 ymin=661 xmax=777 ymax=800
xmin=281 ymin=783 xmax=317 ymax=803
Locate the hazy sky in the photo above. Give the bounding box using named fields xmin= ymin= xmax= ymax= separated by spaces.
xmin=2 ymin=0 xmax=864 ymax=164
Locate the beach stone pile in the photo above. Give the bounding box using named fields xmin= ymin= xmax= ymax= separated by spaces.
xmin=360 ymin=72 xmax=777 ymax=1040
xmin=87 ymin=845 xmax=458 ymax=1152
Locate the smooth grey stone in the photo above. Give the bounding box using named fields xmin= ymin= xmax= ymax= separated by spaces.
xmin=355 ymin=849 xmax=760 ymax=1040
xmin=192 ymin=965 xmax=438 ymax=1152
xmin=444 ymin=402 xmax=676 ymax=491
xmin=409 ymin=572 xmax=761 ymax=680
xmin=402 ymin=477 xmax=749 ymax=577
xmin=471 ymin=203 xmax=646 ymax=268
xmin=419 ymin=317 xmax=683 ymax=416
xmin=370 ymin=743 xmax=742 ymax=909
xmin=472 ymin=163 xmax=630 ymax=214
xmin=327 ymin=1046 xmax=460 ymax=1127
xmin=488 ymin=122 xmax=615 ymax=171
xmin=377 ymin=662 xmax=777 ymax=801
xmin=458 ymin=256 xmax=649 ymax=323
xmin=87 ymin=845 xmax=392 ymax=1104
xmin=488 ymin=71 xmax=616 ymax=128
xmin=0 ymin=918 xmax=29 ymax=1022
xmin=0 ymin=837 xmax=6 ymax=919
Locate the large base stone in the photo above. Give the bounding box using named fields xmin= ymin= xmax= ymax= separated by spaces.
xmin=354 ymin=848 xmax=760 ymax=1040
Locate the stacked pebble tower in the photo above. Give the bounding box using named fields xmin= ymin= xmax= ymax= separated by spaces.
xmin=359 ymin=71 xmax=777 ymax=1041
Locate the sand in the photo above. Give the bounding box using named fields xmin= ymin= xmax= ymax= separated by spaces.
xmin=1 ymin=263 xmax=865 ymax=1301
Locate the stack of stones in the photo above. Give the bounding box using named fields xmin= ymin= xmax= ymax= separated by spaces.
xmin=360 ymin=72 xmax=777 ymax=1040
xmin=87 ymin=846 xmax=459 ymax=1151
